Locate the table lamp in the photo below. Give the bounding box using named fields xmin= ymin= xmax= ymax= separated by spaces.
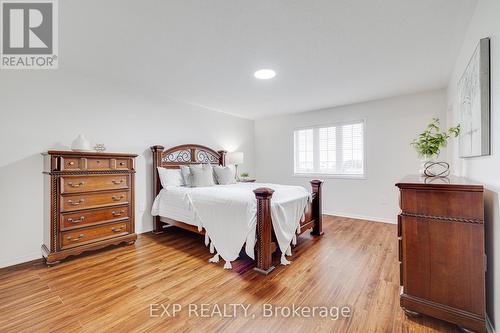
xmin=226 ymin=152 xmax=244 ymax=180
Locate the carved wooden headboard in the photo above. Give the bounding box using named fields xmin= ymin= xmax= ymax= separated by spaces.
xmin=150 ymin=144 xmax=227 ymax=198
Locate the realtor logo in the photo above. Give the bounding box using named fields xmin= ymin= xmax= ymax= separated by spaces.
xmin=1 ymin=0 xmax=58 ymax=69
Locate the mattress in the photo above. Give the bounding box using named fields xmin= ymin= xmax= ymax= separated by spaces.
xmin=152 ymin=183 xmax=261 ymax=226
xmin=151 ymin=182 xmax=312 ymax=228
xmin=152 ymin=186 xmax=197 ymax=225
xmin=151 ymin=182 xmax=312 ymax=265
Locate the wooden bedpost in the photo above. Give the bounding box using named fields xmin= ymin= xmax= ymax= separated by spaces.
xmin=217 ymin=150 xmax=226 ymax=166
xmin=151 ymin=145 xmax=165 ymax=234
xmin=253 ymin=187 xmax=275 ymax=275
xmin=310 ymin=180 xmax=324 ymax=236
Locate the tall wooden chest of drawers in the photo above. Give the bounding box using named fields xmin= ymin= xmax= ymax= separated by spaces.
xmin=396 ymin=176 xmax=486 ymax=333
xmin=42 ymin=151 xmax=138 ymax=264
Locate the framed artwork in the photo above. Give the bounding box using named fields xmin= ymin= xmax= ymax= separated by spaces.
xmin=458 ymin=37 xmax=491 ymax=158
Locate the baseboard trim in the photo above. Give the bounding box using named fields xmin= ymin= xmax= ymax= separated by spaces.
xmin=136 ymin=227 xmax=153 ymax=235
xmin=0 ymin=252 xmax=42 ymax=269
xmin=324 ymin=211 xmax=396 ymax=224
xmin=0 ymin=213 xmax=396 ymax=269
xmin=487 ymin=315 xmax=495 ymax=333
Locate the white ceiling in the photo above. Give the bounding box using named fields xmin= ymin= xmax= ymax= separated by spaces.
xmin=62 ymin=0 xmax=477 ymax=119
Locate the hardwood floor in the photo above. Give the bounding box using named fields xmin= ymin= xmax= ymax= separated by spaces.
xmin=0 ymin=216 xmax=461 ymax=333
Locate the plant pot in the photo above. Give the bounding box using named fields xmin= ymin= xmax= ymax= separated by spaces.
xmin=419 ymin=157 xmax=434 ymax=175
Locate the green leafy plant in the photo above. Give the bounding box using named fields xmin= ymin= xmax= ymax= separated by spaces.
xmin=240 ymin=172 xmax=249 ymax=178
xmin=411 ymin=118 xmax=460 ymax=158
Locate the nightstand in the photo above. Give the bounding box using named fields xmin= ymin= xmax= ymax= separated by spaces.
xmin=238 ymin=179 xmax=256 ymax=183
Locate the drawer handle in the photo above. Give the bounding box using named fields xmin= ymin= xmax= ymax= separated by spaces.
xmin=68 ymin=181 xmax=85 ymax=188
xmin=112 ymin=226 xmax=125 ymax=232
xmin=68 ymin=161 xmax=76 ymax=166
xmin=67 ymin=234 xmax=85 ymax=241
xmin=112 ymin=211 xmax=124 ymax=217
xmin=68 ymin=199 xmax=85 ymax=206
xmin=119 ymin=162 xmax=126 ymax=166
xmin=112 ymin=179 xmax=124 ymax=185
xmin=112 ymin=195 xmax=124 ymax=201
xmin=68 ymin=216 xmax=85 ymax=223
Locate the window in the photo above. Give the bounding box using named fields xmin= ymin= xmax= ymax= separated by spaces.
xmin=294 ymin=121 xmax=365 ymax=177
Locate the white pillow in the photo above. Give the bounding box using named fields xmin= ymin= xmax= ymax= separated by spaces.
xmin=190 ymin=164 xmax=215 ymax=187
xmin=157 ymin=167 xmax=184 ymax=187
xmin=213 ymin=166 xmax=236 ymax=185
xmin=180 ymin=164 xmax=202 ymax=187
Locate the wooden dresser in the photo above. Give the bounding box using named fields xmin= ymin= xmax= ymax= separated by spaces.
xmin=42 ymin=151 xmax=138 ymax=265
xmin=396 ymin=176 xmax=486 ymax=333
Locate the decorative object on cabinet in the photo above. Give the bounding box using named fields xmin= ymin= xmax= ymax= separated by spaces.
xmin=226 ymin=151 xmax=244 ymax=181
xmin=396 ymin=176 xmax=486 ymax=333
xmin=42 ymin=150 xmax=138 ymax=265
xmin=71 ymin=134 xmax=92 ymax=152
xmin=94 ymin=143 xmax=106 ymax=152
xmin=458 ymin=37 xmax=491 ymax=158
xmin=411 ymin=118 xmax=460 ymax=177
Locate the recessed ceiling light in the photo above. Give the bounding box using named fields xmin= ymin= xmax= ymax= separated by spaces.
xmin=254 ymin=69 xmax=276 ymax=80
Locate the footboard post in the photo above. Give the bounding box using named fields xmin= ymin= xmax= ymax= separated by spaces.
xmin=151 ymin=145 xmax=165 ymax=234
xmin=253 ymin=188 xmax=275 ymax=275
xmin=310 ymin=180 xmax=324 ymax=236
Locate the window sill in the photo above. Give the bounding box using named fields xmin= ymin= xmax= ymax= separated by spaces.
xmin=293 ymin=173 xmax=367 ymax=180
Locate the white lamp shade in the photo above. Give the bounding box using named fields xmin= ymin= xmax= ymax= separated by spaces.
xmin=226 ymin=152 xmax=244 ymax=165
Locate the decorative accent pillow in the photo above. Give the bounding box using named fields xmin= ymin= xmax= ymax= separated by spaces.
xmin=189 ymin=164 xmax=215 ymax=187
xmin=180 ymin=164 xmax=202 ymax=187
xmin=157 ymin=167 xmax=184 ymax=187
xmin=213 ymin=166 xmax=236 ymax=185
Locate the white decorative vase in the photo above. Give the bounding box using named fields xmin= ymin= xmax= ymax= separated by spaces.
xmin=71 ymin=134 xmax=92 ymax=152
xmin=419 ymin=156 xmax=435 ymax=176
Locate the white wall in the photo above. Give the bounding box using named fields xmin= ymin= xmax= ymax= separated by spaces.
xmin=255 ymin=90 xmax=447 ymax=223
xmin=446 ymin=0 xmax=500 ymax=329
xmin=0 ymin=70 xmax=255 ymax=268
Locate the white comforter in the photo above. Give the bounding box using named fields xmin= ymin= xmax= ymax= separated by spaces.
xmin=151 ymin=183 xmax=311 ymax=269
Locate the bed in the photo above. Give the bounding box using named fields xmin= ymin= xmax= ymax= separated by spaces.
xmin=151 ymin=144 xmax=324 ymax=274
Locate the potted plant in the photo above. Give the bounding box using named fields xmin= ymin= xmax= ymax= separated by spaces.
xmin=411 ymin=118 xmax=460 ymax=177
xmin=240 ymin=172 xmax=249 ymax=180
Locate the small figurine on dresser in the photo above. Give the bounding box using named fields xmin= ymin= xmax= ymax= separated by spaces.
xmin=94 ymin=144 xmax=106 ymax=152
